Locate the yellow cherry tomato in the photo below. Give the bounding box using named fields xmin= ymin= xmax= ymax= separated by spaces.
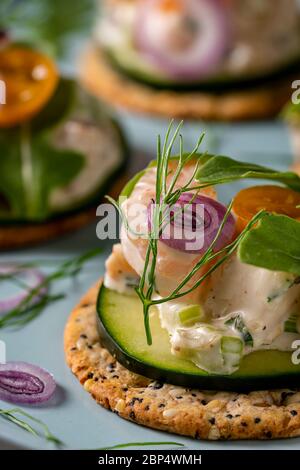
xmin=232 ymin=185 xmax=300 ymax=233
xmin=0 ymin=46 xmax=58 ymax=128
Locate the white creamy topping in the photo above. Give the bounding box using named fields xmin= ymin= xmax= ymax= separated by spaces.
xmin=203 ymin=255 xmax=300 ymax=348
xmin=104 ymin=272 xmax=137 ymax=295
xmin=155 ymin=254 xmax=300 ymax=373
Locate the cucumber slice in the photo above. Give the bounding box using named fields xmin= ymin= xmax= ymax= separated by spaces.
xmin=96 ymin=285 xmax=300 ymax=391
xmin=105 ymin=48 xmax=300 ymax=92
xmin=0 ymin=126 xmax=127 ymax=224
xmin=0 ymin=81 xmax=128 ymax=224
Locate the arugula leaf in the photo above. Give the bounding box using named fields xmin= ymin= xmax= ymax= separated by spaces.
xmin=195 ymin=155 xmax=300 ymax=192
xmin=0 ymin=0 xmax=95 ymax=63
xmin=238 ymin=214 xmax=300 ymax=275
xmin=0 ymin=125 xmax=84 ymax=220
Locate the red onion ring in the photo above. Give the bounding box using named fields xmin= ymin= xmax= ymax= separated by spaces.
xmin=135 ymin=0 xmax=229 ymax=80
xmin=0 ymin=362 xmax=56 ymax=404
xmin=148 ymin=193 xmax=235 ymax=254
xmin=0 ymin=266 xmax=47 ymax=315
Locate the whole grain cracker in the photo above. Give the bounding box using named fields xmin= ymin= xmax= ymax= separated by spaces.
xmin=79 ymin=46 xmax=298 ymax=121
xmin=64 ymin=282 xmax=300 ymax=440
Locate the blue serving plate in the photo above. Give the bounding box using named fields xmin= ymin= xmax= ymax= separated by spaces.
xmin=0 ymin=117 xmax=298 ymax=450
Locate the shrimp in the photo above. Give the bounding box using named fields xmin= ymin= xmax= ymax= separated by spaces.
xmin=119 ymin=160 xmax=217 ymax=302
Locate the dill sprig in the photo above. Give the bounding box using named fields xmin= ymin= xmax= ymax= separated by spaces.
xmin=0 ymin=407 xmax=63 ymax=446
xmin=98 ymin=441 xmax=184 ymax=450
xmin=111 ymin=121 xmax=266 ymax=345
xmin=0 ymin=248 xmax=102 ymax=328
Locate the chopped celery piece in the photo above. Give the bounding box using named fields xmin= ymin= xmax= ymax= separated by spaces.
xmin=221 ymin=336 xmax=243 ymax=354
xmin=178 ymin=305 xmax=204 ymax=326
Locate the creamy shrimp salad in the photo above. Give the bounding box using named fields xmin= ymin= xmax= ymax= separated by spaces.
xmin=104 ymin=163 xmax=300 ymax=375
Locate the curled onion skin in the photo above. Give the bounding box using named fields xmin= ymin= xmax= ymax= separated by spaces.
xmin=135 ymin=0 xmax=229 ymax=81
xmin=0 ymin=266 xmax=47 ymax=315
xmin=148 ymin=193 xmax=235 ymax=254
xmin=0 ymin=362 xmax=56 ymax=404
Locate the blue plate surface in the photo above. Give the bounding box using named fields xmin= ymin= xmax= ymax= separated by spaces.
xmin=0 ymin=117 xmax=298 ymax=450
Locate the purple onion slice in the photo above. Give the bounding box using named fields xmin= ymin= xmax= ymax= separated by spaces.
xmin=0 ymin=362 xmax=56 ymax=404
xmin=135 ymin=0 xmax=229 ymax=80
xmin=148 ymin=193 xmax=236 ymax=254
xmin=0 ymin=266 xmax=47 ymax=315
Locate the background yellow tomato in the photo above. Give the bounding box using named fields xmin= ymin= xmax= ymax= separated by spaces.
xmin=0 ymin=46 xmax=58 ymax=127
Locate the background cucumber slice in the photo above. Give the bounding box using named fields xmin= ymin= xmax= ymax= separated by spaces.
xmin=105 ymin=48 xmax=300 ymax=92
xmin=97 ymin=285 xmax=300 ymax=391
xmin=0 ymin=80 xmax=128 ymax=224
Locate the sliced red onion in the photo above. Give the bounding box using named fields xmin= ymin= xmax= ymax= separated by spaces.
xmin=135 ymin=0 xmax=229 ymax=80
xmin=0 ymin=266 xmax=47 ymax=315
xmin=0 ymin=362 xmax=56 ymax=404
xmin=148 ymin=193 xmax=235 ymax=254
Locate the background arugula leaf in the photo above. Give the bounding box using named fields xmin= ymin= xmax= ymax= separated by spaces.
xmin=0 ymin=0 xmax=96 ymax=66
xmin=0 ymin=78 xmax=84 ymax=220
xmin=195 ymin=155 xmax=300 ymax=191
xmin=29 ymin=136 xmax=85 ymax=219
xmin=238 ymin=214 xmax=300 ymax=275
xmin=0 ymin=129 xmax=26 ymax=217
xmin=0 ymin=126 xmax=84 ymax=220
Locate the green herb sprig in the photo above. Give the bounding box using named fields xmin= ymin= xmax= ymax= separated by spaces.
xmin=0 ymin=407 xmax=62 ymax=446
xmin=137 ymin=122 xmax=271 ymax=345
xmin=98 ymin=441 xmax=184 ymax=450
xmin=0 ymin=248 xmax=102 ymax=328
